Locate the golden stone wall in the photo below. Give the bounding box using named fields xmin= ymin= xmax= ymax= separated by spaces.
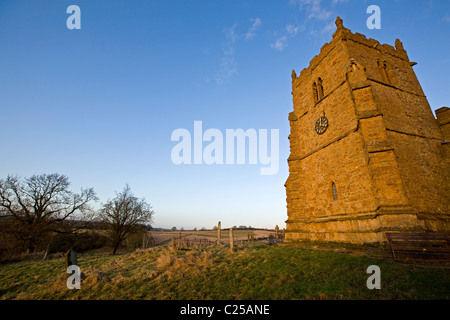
xmin=285 ymin=17 xmax=450 ymax=244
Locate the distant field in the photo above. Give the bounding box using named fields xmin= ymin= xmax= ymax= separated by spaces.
xmin=149 ymin=229 xmax=276 ymax=246
xmin=1 ymin=243 xmax=449 ymax=300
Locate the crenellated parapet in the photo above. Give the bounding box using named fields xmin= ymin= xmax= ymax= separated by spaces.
xmin=291 ymin=17 xmax=411 ymax=93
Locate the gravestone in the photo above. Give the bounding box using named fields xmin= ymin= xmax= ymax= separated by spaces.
xmin=65 ymin=249 xmax=77 ymax=268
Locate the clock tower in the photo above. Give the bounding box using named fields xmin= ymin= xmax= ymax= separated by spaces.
xmin=285 ymin=17 xmax=450 ymax=243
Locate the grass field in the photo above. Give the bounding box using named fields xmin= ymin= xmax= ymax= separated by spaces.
xmin=148 ymin=229 xmax=275 ymax=246
xmin=1 ymin=242 xmax=449 ymax=300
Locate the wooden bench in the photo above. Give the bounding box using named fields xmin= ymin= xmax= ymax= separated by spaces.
xmin=385 ymin=232 xmax=450 ymax=261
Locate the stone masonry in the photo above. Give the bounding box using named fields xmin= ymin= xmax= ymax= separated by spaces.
xmin=285 ymin=17 xmax=450 ymax=244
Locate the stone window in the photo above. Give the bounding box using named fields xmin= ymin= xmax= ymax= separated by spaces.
xmin=317 ymin=78 xmax=324 ymax=100
xmin=332 ymin=182 xmax=338 ymax=201
xmin=378 ymin=59 xmax=390 ymax=84
xmin=313 ymin=78 xmax=324 ymax=104
xmin=313 ymin=82 xmax=319 ymax=103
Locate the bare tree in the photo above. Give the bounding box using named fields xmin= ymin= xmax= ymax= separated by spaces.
xmin=99 ymin=185 xmax=154 ymax=255
xmin=0 ymin=174 xmax=97 ymax=252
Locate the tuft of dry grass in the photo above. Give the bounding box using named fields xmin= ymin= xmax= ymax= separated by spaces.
xmin=1 ymin=243 xmax=449 ymax=300
xmin=155 ymin=250 xmax=176 ymax=270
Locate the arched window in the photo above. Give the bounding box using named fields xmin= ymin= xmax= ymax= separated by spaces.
xmin=378 ymin=59 xmax=389 ymax=84
xmin=313 ymin=82 xmax=318 ymax=103
xmin=317 ymin=78 xmax=324 ymax=100
xmin=332 ymin=182 xmax=338 ymax=201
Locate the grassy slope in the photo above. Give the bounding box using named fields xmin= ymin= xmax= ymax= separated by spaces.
xmin=0 ymin=243 xmax=449 ymax=300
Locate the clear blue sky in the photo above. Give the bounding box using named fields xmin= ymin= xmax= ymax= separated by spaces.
xmin=0 ymin=0 xmax=449 ymax=230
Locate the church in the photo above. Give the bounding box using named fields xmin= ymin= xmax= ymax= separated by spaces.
xmin=285 ymin=17 xmax=450 ymax=243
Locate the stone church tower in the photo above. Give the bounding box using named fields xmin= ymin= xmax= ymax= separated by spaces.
xmin=285 ymin=17 xmax=450 ymax=243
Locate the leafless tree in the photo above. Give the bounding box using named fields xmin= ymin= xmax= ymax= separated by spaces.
xmin=0 ymin=173 xmax=97 ymax=252
xmin=99 ymin=185 xmax=154 ymax=255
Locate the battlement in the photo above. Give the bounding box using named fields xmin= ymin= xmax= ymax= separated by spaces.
xmin=436 ymin=107 xmax=450 ymax=140
xmin=292 ymin=17 xmax=410 ymax=90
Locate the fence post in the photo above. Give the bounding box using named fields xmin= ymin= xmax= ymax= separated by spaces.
xmin=230 ymin=227 xmax=234 ymax=251
xmin=217 ymin=221 xmax=221 ymax=245
xmin=171 ymin=237 xmax=176 ymax=251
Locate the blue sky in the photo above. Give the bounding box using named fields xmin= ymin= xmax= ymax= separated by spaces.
xmin=0 ymin=0 xmax=449 ymax=229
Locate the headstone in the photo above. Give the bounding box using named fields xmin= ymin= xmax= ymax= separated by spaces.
xmin=65 ymin=249 xmax=77 ymax=268
xmin=275 ymin=225 xmax=279 ymax=240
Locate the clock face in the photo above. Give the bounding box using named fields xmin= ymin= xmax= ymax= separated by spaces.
xmin=315 ymin=116 xmax=328 ymax=134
